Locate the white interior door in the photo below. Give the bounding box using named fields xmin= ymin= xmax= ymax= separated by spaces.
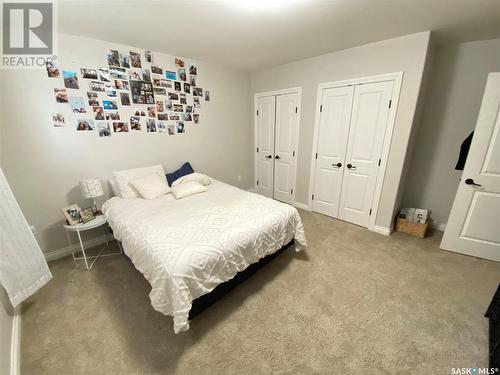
xmin=274 ymin=93 xmax=298 ymax=204
xmin=312 ymin=86 xmax=354 ymax=217
xmin=441 ymin=73 xmax=500 ymax=262
xmin=338 ymin=81 xmax=393 ymax=227
xmin=256 ymin=96 xmax=275 ymax=198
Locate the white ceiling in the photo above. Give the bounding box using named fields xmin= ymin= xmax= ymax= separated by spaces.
xmin=58 ymin=0 xmax=500 ymax=71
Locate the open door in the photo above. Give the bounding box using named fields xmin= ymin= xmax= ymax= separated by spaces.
xmin=441 ymin=73 xmax=500 ymax=262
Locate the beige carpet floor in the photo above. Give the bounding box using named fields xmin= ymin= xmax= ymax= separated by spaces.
xmin=21 ymin=210 xmax=500 ymax=374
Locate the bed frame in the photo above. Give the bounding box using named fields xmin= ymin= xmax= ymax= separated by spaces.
xmin=188 ymin=240 xmax=294 ymax=320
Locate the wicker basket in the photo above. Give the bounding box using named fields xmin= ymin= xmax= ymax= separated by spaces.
xmin=395 ymin=217 xmax=428 ymax=238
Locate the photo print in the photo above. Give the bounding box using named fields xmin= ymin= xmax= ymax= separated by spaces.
xmin=151 ymin=66 xmax=163 ymax=75
xmin=114 ymin=80 xmax=129 ymax=90
xmin=76 ymin=119 xmax=95 ymax=131
xmin=193 ymin=97 xmax=200 ymax=108
xmin=141 ymin=68 xmax=151 ymax=82
xmin=176 ymin=121 xmax=185 ymax=133
xmin=105 ymin=110 xmax=120 ymax=120
xmin=157 ymin=121 xmax=167 ymax=133
xmin=189 ymin=65 xmax=197 ymax=76
xmin=130 ymin=116 xmax=141 ymax=130
xmin=93 ymin=106 xmax=105 ymax=120
xmin=204 ymin=90 xmax=210 ymax=101
xmin=193 ymin=87 xmax=203 ymax=97
xmin=145 ymin=50 xmax=153 ymax=63
xmin=178 ymin=68 xmax=186 ymax=81
xmin=54 ymin=88 xmax=68 ymax=103
xmin=173 ymin=104 xmax=183 ymax=112
xmin=120 ymin=92 xmax=131 ymax=106
xmin=193 ymin=113 xmax=199 ymax=124
xmin=146 ymin=119 xmax=156 ymax=132
xmin=98 ymin=122 xmax=111 ymax=137
xmin=133 ymin=108 xmax=146 ymax=116
xmin=153 ymin=87 xmax=166 ymax=96
xmin=89 ymin=81 xmax=105 ymax=92
xmin=51 ymin=112 xmax=65 ymax=127
xmin=130 ymin=51 xmax=141 ymax=68
xmin=167 ymin=125 xmax=175 ymax=135
xmin=161 ymin=79 xmax=172 ymax=88
xmin=87 ymin=92 xmax=99 ymax=106
xmin=169 ymin=114 xmax=179 ymax=121
xmin=183 ymin=82 xmax=190 ymax=94
xmin=46 ymin=61 xmax=60 ymax=77
xmin=119 ymin=52 xmax=130 ymax=68
xmin=69 ymin=97 xmax=86 ymax=113
xmin=185 ymin=105 xmax=193 ymax=113
xmin=165 ymin=99 xmax=173 ymax=111
xmin=175 ymin=57 xmax=185 ymax=67
xmin=180 ymin=95 xmax=187 ymax=105
xmin=106 ymin=87 xmax=117 ymax=98
xmin=128 ymin=70 xmax=141 ymax=81
xmin=98 ymin=68 xmax=110 ymax=82
xmin=130 ymin=81 xmax=154 ymax=104
xmin=107 ymin=50 xmax=120 ymax=67
xmin=63 ymin=70 xmax=79 ymax=89
xmin=157 ymin=113 xmax=168 ymax=121
xmin=168 ymin=92 xmax=179 ymax=100
xmin=113 ymin=122 xmax=129 ymax=132
xmin=110 ymin=67 xmax=128 ymax=80
xmin=181 ymin=113 xmax=192 ymax=122
xmin=165 ymin=70 xmax=176 ymax=80
xmin=147 ymin=106 xmax=156 ymax=117
xmin=80 ymin=68 xmax=98 ymax=79
xmin=103 ymin=100 xmax=118 ymax=110
xmin=189 ymin=75 xmax=196 ymax=86
xmin=153 ymin=78 xmax=162 ymax=87
xmin=174 ymin=81 xmax=181 ymax=92
xmin=156 ymin=100 xmax=165 ymax=113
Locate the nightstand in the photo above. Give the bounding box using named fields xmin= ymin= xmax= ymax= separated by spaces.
xmin=63 ymin=214 xmax=122 ymax=270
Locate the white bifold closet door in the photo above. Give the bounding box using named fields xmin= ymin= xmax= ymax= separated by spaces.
xmin=312 ymin=80 xmax=393 ymax=227
xmin=256 ymin=93 xmax=298 ymax=204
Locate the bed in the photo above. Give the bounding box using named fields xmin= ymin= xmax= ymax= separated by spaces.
xmin=102 ymin=179 xmax=307 ymax=333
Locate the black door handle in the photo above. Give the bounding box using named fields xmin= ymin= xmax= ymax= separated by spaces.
xmin=346 ymin=163 xmax=357 ymax=170
xmin=332 ymin=162 xmax=342 ymax=168
xmin=465 ymin=178 xmax=482 ymax=187
xmin=275 ymin=155 xmax=281 ymax=159
xmin=265 ymin=155 xmax=272 ymax=159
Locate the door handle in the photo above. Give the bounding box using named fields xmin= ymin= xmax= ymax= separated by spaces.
xmin=465 ymin=178 xmax=482 ymax=187
xmin=332 ymin=163 xmax=342 ymax=168
xmin=346 ymin=163 xmax=357 ymax=170
xmin=275 ymin=155 xmax=281 ymax=160
xmin=265 ymin=155 xmax=272 ymax=159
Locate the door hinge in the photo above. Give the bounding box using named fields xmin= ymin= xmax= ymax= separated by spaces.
xmin=257 ymin=147 xmax=259 ymax=153
xmin=312 ymin=194 xmax=315 ymax=200
xmin=320 ymin=105 xmax=323 ymax=112
xmin=256 ymin=109 xmax=259 ymax=116
xmin=369 ymin=208 xmax=372 ymax=216
xmin=315 ymin=153 xmax=318 ymax=159
xmin=295 ymin=107 xmax=298 ymax=114
xmin=256 ymin=180 xmax=259 ymax=186
xmin=291 ymin=189 xmax=293 ymax=194
xmin=378 ymin=158 xmax=381 ymax=166
xmin=388 ymin=100 xmax=392 ymax=109
xmin=293 ymin=150 xmax=295 ymax=157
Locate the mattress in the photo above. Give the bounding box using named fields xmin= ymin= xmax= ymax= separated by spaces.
xmin=102 ymin=180 xmax=307 ymax=333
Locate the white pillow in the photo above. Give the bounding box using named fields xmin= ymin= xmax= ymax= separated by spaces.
xmin=171 ymin=172 xmax=212 ymax=187
xmin=112 ymin=164 xmax=164 ymax=198
xmin=109 ymin=177 xmax=121 ymax=197
xmin=130 ymin=173 xmax=170 ymax=200
xmin=171 ymin=181 xmax=207 ymax=199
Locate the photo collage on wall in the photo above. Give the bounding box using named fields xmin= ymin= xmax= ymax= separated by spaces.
xmin=47 ymin=48 xmax=210 ymax=137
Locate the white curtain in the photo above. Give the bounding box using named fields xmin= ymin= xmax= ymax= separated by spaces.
xmin=0 ymin=168 xmax=52 ymax=307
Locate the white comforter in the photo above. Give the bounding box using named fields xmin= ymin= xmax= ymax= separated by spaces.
xmin=102 ymin=181 xmax=307 ymax=333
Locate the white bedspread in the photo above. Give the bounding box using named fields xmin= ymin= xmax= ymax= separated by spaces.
xmin=102 ymin=181 xmax=307 ymax=333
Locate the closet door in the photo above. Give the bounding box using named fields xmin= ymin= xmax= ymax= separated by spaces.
xmin=256 ymin=96 xmax=276 ymax=198
xmin=338 ymin=81 xmax=393 ymax=227
xmin=274 ymin=93 xmax=298 ymax=204
xmin=312 ymin=86 xmax=354 ymax=217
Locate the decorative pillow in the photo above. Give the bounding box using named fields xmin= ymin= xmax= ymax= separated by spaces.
xmin=171 ymin=181 xmax=207 ymax=199
xmin=171 ymin=172 xmax=212 ymax=187
xmin=112 ymin=164 xmax=165 ymax=198
xmin=130 ymin=173 xmax=170 ymax=200
xmin=165 ymin=162 xmax=194 ymax=186
xmin=109 ymin=177 xmax=121 ymax=197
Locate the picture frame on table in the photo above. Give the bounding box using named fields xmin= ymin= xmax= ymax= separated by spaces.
xmin=62 ymin=204 xmax=82 ymax=225
xmin=79 ymin=207 xmax=95 ymax=224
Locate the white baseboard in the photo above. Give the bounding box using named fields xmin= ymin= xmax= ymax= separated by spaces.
xmin=10 ymin=305 xmax=21 ymax=375
xmin=372 ymin=225 xmax=392 ymax=236
xmin=44 ymin=233 xmax=114 ymax=262
xmin=293 ymin=201 xmax=309 ymax=211
xmin=430 ymin=222 xmax=447 ymax=231
xmin=247 ymin=188 xmax=256 ymax=193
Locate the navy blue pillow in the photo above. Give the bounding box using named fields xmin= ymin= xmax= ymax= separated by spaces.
xmin=166 ymin=162 xmax=194 ymax=186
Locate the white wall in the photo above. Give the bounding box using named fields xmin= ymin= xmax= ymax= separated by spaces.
xmin=250 ymin=32 xmax=431 ymax=230
xmin=0 ymin=33 xmax=252 ymax=254
xmin=403 ymin=38 xmax=500 ymax=227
